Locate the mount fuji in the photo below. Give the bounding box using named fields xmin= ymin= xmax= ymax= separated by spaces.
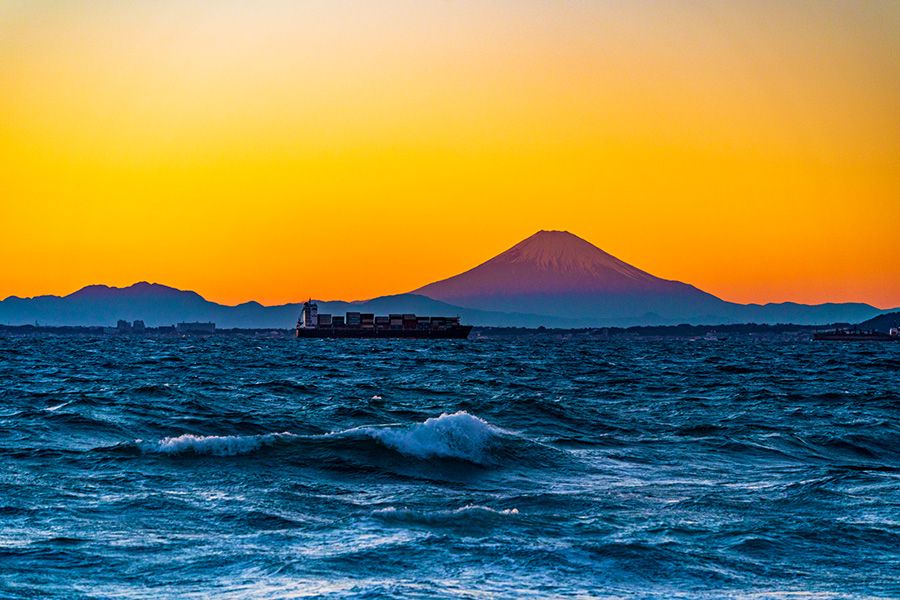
xmin=412 ymin=230 xmax=885 ymax=325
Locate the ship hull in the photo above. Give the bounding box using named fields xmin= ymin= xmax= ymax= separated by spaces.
xmin=296 ymin=326 xmax=472 ymax=339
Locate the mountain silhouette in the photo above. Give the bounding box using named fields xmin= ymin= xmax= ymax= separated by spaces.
xmin=0 ymin=283 xmax=563 ymax=328
xmin=413 ymin=230 xmax=887 ymax=325
xmin=857 ymin=311 xmax=900 ymax=333
xmin=413 ymin=230 xmax=729 ymax=321
xmin=0 ymin=235 xmax=891 ymax=328
xmin=0 ymin=282 xmax=231 ymax=327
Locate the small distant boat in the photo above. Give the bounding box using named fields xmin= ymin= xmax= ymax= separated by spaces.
xmin=813 ymin=327 xmax=899 ymax=342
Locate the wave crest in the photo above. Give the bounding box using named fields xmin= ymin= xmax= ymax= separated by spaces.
xmin=375 ymin=505 xmax=519 ymax=518
xmin=348 ymin=411 xmax=505 ymax=463
xmin=140 ymin=432 xmax=294 ymax=456
xmin=372 ymin=504 xmax=520 ymax=527
xmin=125 ymin=411 xmax=516 ymax=464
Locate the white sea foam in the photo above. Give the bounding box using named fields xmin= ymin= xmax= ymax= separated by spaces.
xmin=138 ymin=411 xmax=504 ymax=461
xmin=373 ymin=504 xmax=520 ymax=523
xmin=381 ymin=505 xmax=518 ymax=516
xmin=142 ymin=432 xmax=294 ymax=456
xmin=44 ymin=401 xmax=72 ymax=412
xmin=465 ymin=505 xmax=519 ymax=516
xmin=353 ymin=411 xmax=505 ymax=463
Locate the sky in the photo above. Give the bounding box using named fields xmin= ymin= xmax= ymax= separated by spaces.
xmin=1 ymin=1 xmax=898 ymax=308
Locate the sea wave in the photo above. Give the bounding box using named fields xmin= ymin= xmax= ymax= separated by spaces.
xmin=373 ymin=504 xmax=519 ymax=526
xmin=124 ymin=411 xmax=513 ymax=464
xmin=337 ymin=411 xmax=507 ymax=464
xmin=138 ymin=432 xmax=295 ymax=456
xmin=5 ymin=336 xmax=900 ymax=597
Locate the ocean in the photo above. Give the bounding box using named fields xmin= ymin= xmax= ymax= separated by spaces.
xmin=1 ymin=335 xmax=898 ymax=599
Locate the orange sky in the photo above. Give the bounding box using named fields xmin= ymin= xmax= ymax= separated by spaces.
xmin=1 ymin=1 xmax=898 ymax=308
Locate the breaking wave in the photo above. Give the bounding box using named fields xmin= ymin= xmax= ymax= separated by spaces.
xmin=138 ymin=432 xmax=295 ymax=456
xmin=123 ymin=412 xmax=513 ymax=464
xmin=340 ymin=411 xmax=506 ymax=463
xmin=373 ymin=504 xmax=520 ymax=526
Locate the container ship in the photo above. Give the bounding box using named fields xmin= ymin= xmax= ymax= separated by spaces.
xmin=295 ymin=301 xmax=472 ymax=339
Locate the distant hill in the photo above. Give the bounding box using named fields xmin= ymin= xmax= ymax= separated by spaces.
xmin=413 ymin=230 xmax=887 ymax=326
xmin=0 ymin=282 xmax=298 ymax=328
xmin=856 ymin=311 xmax=900 ymax=333
xmin=0 ymin=283 xmax=575 ymax=329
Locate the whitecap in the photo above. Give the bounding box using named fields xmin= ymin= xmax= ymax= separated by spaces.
xmin=348 ymin=411 xmax=506 ymax=463
xmin=140 ymin=432 xmax=294 ymax=456
xmin=44 ymin=401 xmax=72 ymax=412
xmin=373 ymin=504 xmax=520 ymax=524
xmin=134 ymin=411 xmax=508 ymax=462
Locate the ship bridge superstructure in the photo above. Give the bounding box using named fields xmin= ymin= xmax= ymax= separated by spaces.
xmin=298 ymin=300 xmax=318 ymax=329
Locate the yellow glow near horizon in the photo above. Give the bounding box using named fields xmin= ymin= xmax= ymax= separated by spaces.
xmin=1 ymin=1 xmax=898 ymax=307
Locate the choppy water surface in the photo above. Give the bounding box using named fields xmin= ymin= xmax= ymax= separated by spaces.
xmin=1 ymin=335 xmax=898 ymax=599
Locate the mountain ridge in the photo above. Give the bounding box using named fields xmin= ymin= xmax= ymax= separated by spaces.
xmin=0 ymin=231 xmax=893 ymax=327
xmin=412 ymin=230 xmax=889 ymax=324
xmin=0 ymin=280 xmax=889 ymax=329
xmin=0 ymin=283 xmax=577 ymax=329
xmin=414 ymin=230 xmax=732 ymax=321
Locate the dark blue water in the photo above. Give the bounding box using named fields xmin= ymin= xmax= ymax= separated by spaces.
xmin=1 ymin=335 xmax=898 ymax=599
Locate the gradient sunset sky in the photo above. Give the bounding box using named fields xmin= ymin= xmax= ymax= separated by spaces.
xmin=2 ymin=1 xmax=898 ymax=307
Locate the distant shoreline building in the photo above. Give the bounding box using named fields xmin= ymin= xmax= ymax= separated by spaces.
xmin=106 ymin=319 xmax=149 ymax=334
